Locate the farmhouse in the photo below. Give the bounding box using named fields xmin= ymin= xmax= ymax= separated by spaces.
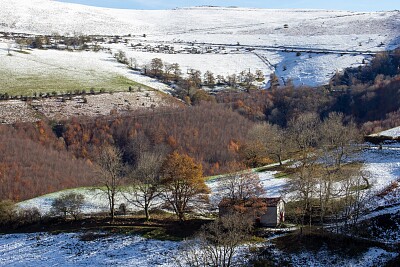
xmin=219 ymin=197 xmax=285 ymax=227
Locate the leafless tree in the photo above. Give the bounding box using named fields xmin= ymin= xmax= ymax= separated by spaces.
xmin=319 ymin=112 xmax=361 ymax=170
xmin=124 ymin=152 xmax=164 ymax=220
xmin=244 ymin=72 xmax=256 ymax=89
xmin=204 ymin=70 xmax=216 ymax=87
xmin=286 ymin=113 xmax=321 ymax=228
xmin=150 ymin=58 xmax=164 ymax=77
xmin=339 ymin=170 xmax=371 ymax=232
xmin=218 ymin=172 xmax=265 ymax=202
xmin=177 ymin=213 xmax=253 ymax=267
xmin=96 ymin=145 xmax=124 ymax=222
xmin=226 ymin=74 xmax=237 ymax=88
xmin=129 ymin=57 xmax=138 ymax=70
xmin=255 ymin=69 xmax=264 ymax=80
xmin=247 ymin=123 xmax=289 ymax=165
xmin=188 ymin=69 xmax=202 ymax=89
xmin=316 ymin=113 xmax=362 ymax=224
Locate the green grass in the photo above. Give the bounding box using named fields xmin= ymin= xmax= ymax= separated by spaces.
xmin=13 ymin=50 xmax=31 ymax=55
xmin=106 ymin=226 xmax=180 ymax=241
xmin=274 ymin=172 xmax=290 ymax=179
xmin=0 ymin=71 xmax=153 ymax=97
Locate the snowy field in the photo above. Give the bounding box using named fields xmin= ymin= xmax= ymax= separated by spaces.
xmin=374 ymin=126 xmax=400 ymax=138
xmin=0 ymin=42 xmax=172 ymax=95
xmin=0 ymin=232 xmax=180 ymax=267
xmin=0 ymin=0 xmax=399 ymax=87
xmin=361 ymin=145 xmax=400 ymax=192
xmin=282 ymin=247 xmax=397 ymax=267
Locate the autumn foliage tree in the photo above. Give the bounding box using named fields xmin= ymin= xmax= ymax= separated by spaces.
xmin=160 ymin=151 xmax=210 ymax=221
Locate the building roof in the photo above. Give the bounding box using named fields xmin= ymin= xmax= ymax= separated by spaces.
xmin=219 ymin=197 xmax=283 ymax=208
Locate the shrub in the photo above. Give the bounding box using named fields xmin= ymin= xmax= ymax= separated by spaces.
xmin=0 ymin=200 xmax=16 ymax=225
xmin=51 ymin=193 xmax=85 ymax=221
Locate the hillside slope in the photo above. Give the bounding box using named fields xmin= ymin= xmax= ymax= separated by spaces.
xmin=1 ymin=0 xmax=399 ymax=87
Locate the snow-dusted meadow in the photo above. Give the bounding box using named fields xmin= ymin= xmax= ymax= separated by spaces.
xmin=0 ymin=42 xmax=172 ymax=95
xmin=0 ymin=232 xmax=180 ymax=267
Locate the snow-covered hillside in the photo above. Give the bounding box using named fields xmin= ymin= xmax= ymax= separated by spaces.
xmin=0 ymin=0 xmax=399 ymax=86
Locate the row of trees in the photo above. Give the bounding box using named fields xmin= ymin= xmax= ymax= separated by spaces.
xmin=95 ymin=146 xmax=209 ymax=222
xmin=239 ymin=111 xmax=367 ymax=230
xmin=49 ymin=144 xmax=267 ymax=225
xmin=114 ymin=52 xmax=265 ymax=101
xmin=285 ymin=113 xmax=365 ymax=229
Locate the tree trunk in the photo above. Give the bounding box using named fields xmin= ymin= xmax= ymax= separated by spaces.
xmin=145 ymin=204 xmax=150 ymax=221
xmin=110 ymin=193 xmax=115 ymax=223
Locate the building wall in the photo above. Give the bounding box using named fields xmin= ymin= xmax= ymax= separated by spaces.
xmin=260 ymin=207 xmax=277 ymax=226
xmin=277 ymin=200 xmax=285 ymax=224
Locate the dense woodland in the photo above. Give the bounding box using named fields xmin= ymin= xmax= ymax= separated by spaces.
xmin=0 ymin=48 xmax=399 ymax=203
xmin=0 ymin=122 xmax=96 ymax=201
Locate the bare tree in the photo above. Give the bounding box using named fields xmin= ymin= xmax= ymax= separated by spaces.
xmin=286 ymin=113 xmax=321 ymax=228
xmin=338 ymin=170 xmax=370 ymax=232
xmin=269 ymin=72 xmax=280 ymax=89
xmin=218 ymin=172 xmax=265 ymax=202
xmin=255 ymin=69 xmax=264 ymax=80
xmin=316 ymin=113 xmax=362 ymax=224
xmin=319 ymin=112 xmax=361 ymax=170
xmin=226 ymin=74 xmax=237 ymax=88
xmin=129 ymin=57 xmax=138 ymax=70
xmin=171 ymin=63 xmax=182 ymax=81
xmin=177 ymin=213 xmax=253 ymax=267
xmin=188 ymin=69 xmax=202 ymax=89
xmin=244 ymin=71 xmax=256 ymax=90
xmin=124 ymin=152 xmax=164 ymax=220
xmin=96 ymin=145 xmax=124 ymax=222
xmin=216 ymin=75 xmax=225 ymax=85
xmin=150 ymin=58 xmax=164 ymax=78
xmin=115 ymin=50 xmax=128 ymax=64
xmin=247 ymin=123 xmax=289 ymax=166
xmin=204 ymin=70 xmax=216 ymax=87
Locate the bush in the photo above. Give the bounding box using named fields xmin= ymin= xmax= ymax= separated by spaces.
xmin=51 ymin=193 xmax=85 ymax=220
xmin=0 ymin=200 xmax=16 ymax=225
xmin=17 ymin=207 xmax=42 ymax=225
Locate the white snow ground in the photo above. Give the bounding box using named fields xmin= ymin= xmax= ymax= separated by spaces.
xmin=0 ymin=232 xmax=180 ymax=267
xmin=286 ymin=247 xmax=397 ymax=267
xmin=375 ymin=126 xmax=400 ymax=138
